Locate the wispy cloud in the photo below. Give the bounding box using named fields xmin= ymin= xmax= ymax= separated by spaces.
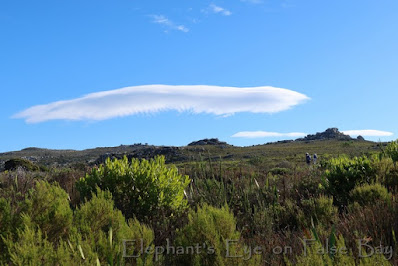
xmin=13 ymin=85 xmax=309 ymax=123
xmin=342 ymin=130 xmax=393 ymax=137
xmin=232 ymin=131 xmax=306 ymax=138
xmin=206 ymin=4 xmax=232 ymax=16
xmin=150 ymin=15 xmax=189 ymax=32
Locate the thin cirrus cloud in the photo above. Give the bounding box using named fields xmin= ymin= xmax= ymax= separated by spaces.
xmin=13 ymin=85 xmax=310 ymax=124
xmin=231 ymin=131 xmax=307 ymax=138
xmin=207 ymin=4 xmax=232 ymax=16
xmin=150 ymin=15 xmax=189 ymax=32
xmin=342 ymin=130 xmax=394 ymax=137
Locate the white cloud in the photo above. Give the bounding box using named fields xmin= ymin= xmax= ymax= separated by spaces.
xmin=13 ymin=85 xmax=309 ymax=123
xmin=342 ymin=130 xmax=393 ymax=137
xmin=208 ymin=4 xmax=232 ymax=16
xmin=232 ymin=131 xmax=307 ymax=138
xmin=151 ymin=15 xmax=189 ymax=32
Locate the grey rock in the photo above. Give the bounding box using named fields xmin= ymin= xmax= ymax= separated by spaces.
xmin=296 ymin=128 xmax=353 ymax=141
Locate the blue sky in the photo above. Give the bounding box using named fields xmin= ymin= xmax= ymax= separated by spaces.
xmin=1 ymin=0 xmax=398 ymax=152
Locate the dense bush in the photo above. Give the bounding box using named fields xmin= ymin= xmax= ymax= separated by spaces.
xmin=73 ymin=188 xmax=154 ymax=265
xmin=323 ymin=156 xmax=376 ymax=206
xmin=4 ymin=158 xmax=43 ymax=171
xmin=294 ymin=174 xmax=325 ymax=200
xmin=0 ymin=179 xmax=154 ymax=265
xmin=384 ymin=140 xmax=398 ymax=163
xmin=24 ymin=180 xmax=73 ymax=242
xmin=4 ymin=215 xmax=96 ymax=265
xmin=300 ymin=195 xmax=338 ymax=227
xmin=76 ymin=155 xmax=190 ymax=221
xmin=350 ymin=183 xmax=391 ymax=206
xmin=174 ymin=204 xmax=260 ymax=265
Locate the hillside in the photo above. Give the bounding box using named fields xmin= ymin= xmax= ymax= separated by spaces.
xmin=1 ymin=128 xmax=396 ymax=265
xmin=0 ymin=128 xmax=384 ymax=170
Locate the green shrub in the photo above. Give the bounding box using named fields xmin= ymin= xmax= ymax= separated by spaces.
xmin=174 ymin=204 xmax=260 ymax=265
xmin=289 ymin=234 xmax=391 ymax=266
xmin=76 ymin=156 xmax=190 ymax=221
xmin=274 ymin=199 xmax=303 ymax=230
xmin=350 ymin=183 xmax=391 ymax=206
xmin=4 ymin=158 xmax=40 ymax=171
xmin=300 ymin=195 xmax=338 ymax=227
xmin=294 ymin=174 xmax=325 ymax=200
xmin=373 ymin=157 xmax=398 ymax=190
xmin=384 ymin=167 xmax=398 ymax=191
xmin=74 ymin=188 xmax=154 ymax=265
xmin=6 ymin=187 xmax=155 ymax=266
xmin=24 ymin=180 xmax=73 ymax=242
xmin=384 ymin=140 xmax=398 ymax=163
xmin=0 ymin=198 xmax=12 ymax=261
xmin=323 ymin=156 xmax=376 ymax=206
xmin=4 ymin=215 xmax=96 ymax=266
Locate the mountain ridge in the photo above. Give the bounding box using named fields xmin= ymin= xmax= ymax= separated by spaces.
xmin=0 ymin=128 xmax=380 ymax=169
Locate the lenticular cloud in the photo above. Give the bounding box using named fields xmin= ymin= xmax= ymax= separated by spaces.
xmin=13 ymin=85 xmax=310 ymax=123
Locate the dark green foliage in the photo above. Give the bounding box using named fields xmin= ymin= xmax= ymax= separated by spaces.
xmin=323 ymin=156 xmax=376 ymax=206
xmin=350 ymin=183 xmax=391 ymax=206
xmin=294 ymin=174 xmax=325 ymax=200
xmin=76 ymin=156 xmax=190 ymax=221
xmin=274 ymin=199 xmax=304 ymax=230
xmin=4 ymin=158 xmax=41 ymax=171
xmin=74 ymin=188 xmax=154 ymax=265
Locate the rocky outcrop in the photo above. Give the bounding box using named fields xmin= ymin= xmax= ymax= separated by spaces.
xmin=95 ymin=146 xmax=189 ymax=165
xmin=357 ymin=135 xmax=365 ymax=141
xmin=188 ymin=138 xmax=230 ymax=147
xmin=296 ymin=128 xmax=353 ymax=141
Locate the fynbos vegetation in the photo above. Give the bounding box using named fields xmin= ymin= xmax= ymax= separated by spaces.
xmin=1 ymin=138 xmax=398 ymax=265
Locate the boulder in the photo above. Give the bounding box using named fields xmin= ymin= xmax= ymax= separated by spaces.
xmin=357 ymin=135 xmax=365 ymax=141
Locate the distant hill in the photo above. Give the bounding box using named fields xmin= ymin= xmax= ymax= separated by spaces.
xmin=188 ymin=138 xmax=230 ymax=147
xmin=0 ymin=128 xmax=384 ymax=170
